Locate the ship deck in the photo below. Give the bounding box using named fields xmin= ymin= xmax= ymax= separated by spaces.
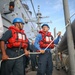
xmin=26 ymin=67 xmax=67 ymax=75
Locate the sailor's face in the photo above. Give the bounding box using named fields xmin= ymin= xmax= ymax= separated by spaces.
xmin=42 ymin=26 xmax=49 ymax=32
xmin=18 ymin=23 xmax=24 ymax=30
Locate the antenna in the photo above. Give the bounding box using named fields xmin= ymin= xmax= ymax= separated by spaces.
xmin=24 ymin=5 xmax=52 ymax=30
xmin=36 ymin=5 xmax=52 ymax=30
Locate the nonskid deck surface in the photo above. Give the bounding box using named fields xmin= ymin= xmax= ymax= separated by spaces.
xmin=26 ymin=67 xmax=67 ymax=75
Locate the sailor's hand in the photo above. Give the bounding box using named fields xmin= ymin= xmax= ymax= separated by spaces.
xmin=25 ymin=50 xmax=30 ymax=56
xmin=2 ymin=53 xmax=9 ymax=61
xmin=40 ymin=50 xmax=45 ymax=54
xmin=57 ymin=31 xmax=61 ymax=36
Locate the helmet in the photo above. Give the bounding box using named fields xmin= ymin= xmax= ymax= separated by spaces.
xmin=12 ymin=18 xmax=24 ymax=24
xmin=41 ymin=24 xmax=50 ymax=28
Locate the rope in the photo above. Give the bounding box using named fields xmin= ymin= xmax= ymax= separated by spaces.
xmin=8 ymin=54 xmax=25 ymax=60
xmin=0 ymin=52 xmax=41 ymax=61
xmin=7 ymin=52 xmax=41 ymax=60
xmin=1 ymin=13 xmax=74 ymax=60
xmin=44 ymin=21 xmax=70 ymax=51
xmin=0 ymin=22 xmax=70 ymax=60
xmin=5 ymin=23 xmax=69 ymax=60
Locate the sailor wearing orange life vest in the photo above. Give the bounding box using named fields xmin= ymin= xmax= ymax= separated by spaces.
xmin=34 ymin=24 xmax=61 ymax=75
xmin=0 ymin=18 xmax=29 ymax=75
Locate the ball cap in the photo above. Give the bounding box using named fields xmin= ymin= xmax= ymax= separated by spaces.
xmin=41 ymin=24 xmax=50 ymax=28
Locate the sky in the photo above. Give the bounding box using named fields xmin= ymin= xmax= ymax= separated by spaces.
xmin=23 ymin=0 xmax=75 ymax=36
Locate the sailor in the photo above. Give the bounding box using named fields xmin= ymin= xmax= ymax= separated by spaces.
xmin=0 ymin=18 xmax=29 ymax=75
xmin=34 ymin=24 xmax=61 ymax=75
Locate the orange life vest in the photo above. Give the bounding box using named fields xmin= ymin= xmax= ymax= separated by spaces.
xmin=39 ymin=31 xmax=54 ymax=49
xmin=7 ymin=26 xmax=28 ymax=48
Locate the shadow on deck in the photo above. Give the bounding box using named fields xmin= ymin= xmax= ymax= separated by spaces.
xmin=26 ymin=67 xmax=67 ymax=75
